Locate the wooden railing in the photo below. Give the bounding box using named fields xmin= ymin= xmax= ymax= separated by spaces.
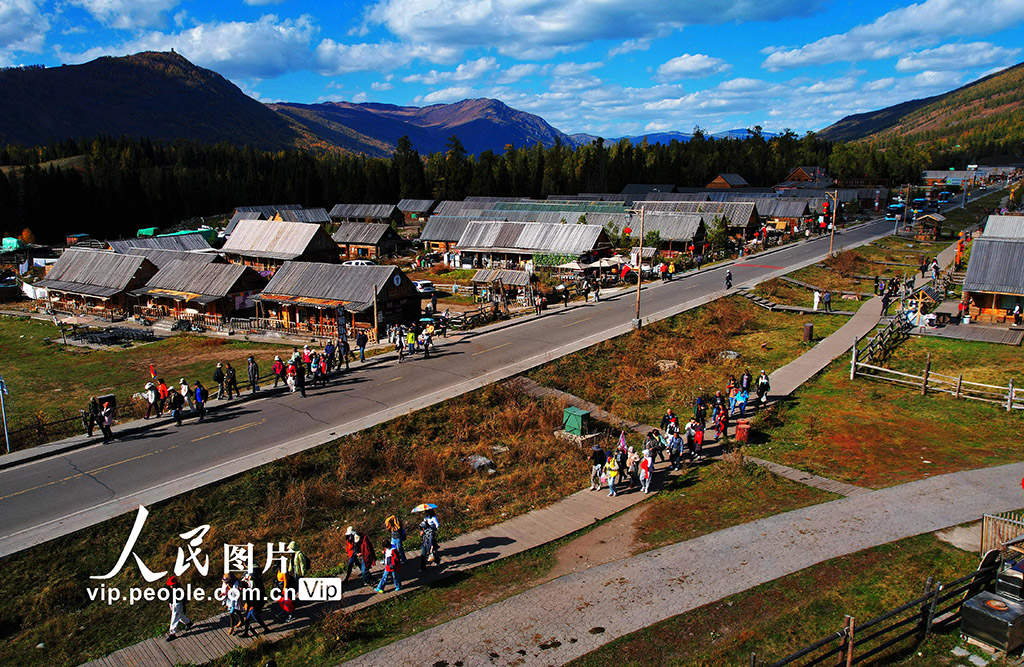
xmin=750 ymin=561 xmax=1002 ymax=667
xmin=981 ymin=512 xmax=1024 ymax=556
xmin=229 ymin=317 xmax=373 ymax=342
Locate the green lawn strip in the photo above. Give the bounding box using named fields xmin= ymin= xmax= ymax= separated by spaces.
xmin=746 ymin=353 xmax=1024 ymax=489
xmin=882 ymin=336 xmax=1023 ymax=388
xmin=568 ymin=533 xmax=979 ymax=667
xmin=0 ymin=383 xmax=588 ymax=667
xmin=529 ymin=297 xmax=847 ymax=428
xmin=213 ymin=456 xmax=838 ymax=666
xmin=0 ymin=316 xmax=294 ymax=431
xmin=632 ymin=455 xmax=838 ymax=552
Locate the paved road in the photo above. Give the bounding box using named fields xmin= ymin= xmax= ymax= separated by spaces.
xmin=0 ymin=207 xmax=970 ymax=557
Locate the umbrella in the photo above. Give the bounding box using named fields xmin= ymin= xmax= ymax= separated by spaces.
xmin=411 ymin=503 xmax=438 ymax=513
xmin=557 ymin=260 xmax=586 ymax=270
xmin=587 ymin=258 xmax=618 ymax=268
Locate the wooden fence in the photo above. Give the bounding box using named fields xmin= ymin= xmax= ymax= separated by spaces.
xmin=750 ymin=562 xmax=1001 ymax=667
xmin=850 ymin=311 xmax=910 ymax=367
xmin=849 ymin=310 xmax=1020 ymax=411
xmin=981 ymin=512 xmax=1024 ymax=556
xmin=851 ymin=353 xmax=1020 ymax=411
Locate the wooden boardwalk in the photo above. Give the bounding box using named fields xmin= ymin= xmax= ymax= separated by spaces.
xmin=917 ymin=323 xmax=1024 ymax=346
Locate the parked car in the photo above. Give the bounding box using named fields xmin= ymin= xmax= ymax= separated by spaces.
xmin=342 ymin=259 xmax=377 ymax=266
xmin=413 ymin=280 xmax=435 ymax=294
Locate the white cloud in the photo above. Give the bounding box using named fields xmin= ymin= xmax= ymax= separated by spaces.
xmin=370 ymin=80 xmax=393 ymax=91
xmin=69 ymin=0 xmax=181 ymax=30
xmin=315 ymin=39 xmax=456 ymax=75
xmin=763 ymin=0 xmax=1024 ymax=71
xmin=495 ymin=63 xmax=544 ymax=84
xmin=415 ymin=85 xmax=475 ymax=104
xmin=402 ymin=57 xmax=495 ymax=84
xmin=644 ymin=121 xmax=673 ymax=132
xmin=364 ymin=0 xmax=822 ymax=59
xmin=896 ymin=42 xmax=1021 ymax=72
xmin=351 ymin=92 xmax=368 ymax=102
xmin=0 ymin=0 xmax=49 ymax=61
xmin=656 ymin=53 xmax=731 ymax=81
xmin=551 ymin=61 xmax=603 ymax=77
xmin=244 ymin=0 xmax=286 ymax=5
xmin=64 ymin=14 xmax=318 ymax=79
xmin=609 ymin=39 xmax=651 ymax=58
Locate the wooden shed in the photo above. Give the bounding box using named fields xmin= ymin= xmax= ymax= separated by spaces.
xmin=332 ymin=223 xmax=402 ymax=260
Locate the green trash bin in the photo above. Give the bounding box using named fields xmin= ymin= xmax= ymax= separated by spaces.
xmin=562 ymin=406 xmax=590 ymax=436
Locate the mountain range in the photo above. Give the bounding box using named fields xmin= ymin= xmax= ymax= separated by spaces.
xmin=1 ymin=50 xmax=1020 ymax=158
xmin=818 ymin=61 xmax=1024 ymax=150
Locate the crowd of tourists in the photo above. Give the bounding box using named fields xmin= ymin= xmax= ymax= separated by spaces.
xmin=82 ymin=331 xmax=385 ymax=440
xmin=166 ymin=509 xmax=443 ymax=641
xmin=588 ymin=369 xmax=771 ymax=495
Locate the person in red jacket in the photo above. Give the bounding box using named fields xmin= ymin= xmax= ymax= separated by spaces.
xmin=343 ymin=526 xmax=376 ymax=587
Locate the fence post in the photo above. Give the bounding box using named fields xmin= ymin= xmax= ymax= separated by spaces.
xmin=917 ymin=577 xmax=935 ymax=641
xmin=839 ymin=615 xmax=855 ymax=667
xmin=956 ymin=374 xmax=963 ymax=400
xmin=922 ymin=352 xmax=931 ymax=396
xmin=1008 ymin=379 xmax=1014 ymax=412
xmin=850 ymin=337 xmax=859 ymax=380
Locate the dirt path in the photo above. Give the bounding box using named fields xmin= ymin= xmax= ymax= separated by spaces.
xmin=542 ymin=504 xmax=643 ymax=583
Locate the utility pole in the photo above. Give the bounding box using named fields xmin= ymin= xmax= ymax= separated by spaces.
xmin=633 ymin=205 xmax=645 ymax=328
xmin=828 ymin=190 xmax=839 ymax=254
xmin=0 ymin=376 xmax=9 ymax=454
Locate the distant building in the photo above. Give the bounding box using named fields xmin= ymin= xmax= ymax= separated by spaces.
xmin=455 ymin=221 xmax=611 ymax=268
xmin=419 ymin=216 xmax=472 ymax=253
xmin=329 ymin=203 xmax=403 ymax=227
xmin=221 ymin=220 xmax=339 ymax=274
xmin=397 ymin=199 xmax=437 ymax=225
xmin=332 ymin=223 xmax=402 ymax=260
xmin=272 ymin=208 xmax=332 ymax=224
xmin=34 ymin=248 xmax=158 ymax=314
xmin=634 ymin=200 xmax=760 ymax=240
xmin=108 ymin=232 xmax=213 ymax=254
xmin=255 ymin=262 xmax=419 ymax=341
xmin=706 ymin=173 xmax=750 ymax=189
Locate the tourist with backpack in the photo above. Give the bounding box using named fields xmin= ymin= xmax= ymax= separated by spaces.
xmin=376 ymin=541 xmax=403 ymax=593
xmin=385 ymin=515 xmax=407 ymax=563
xmin=194 ymin=381 xmax=208 ymax=422
xmin=589 ymin=444 xmax=606 ymax=491
xmin=343 ymin=527 xmax=376 ymax=587
xmin=272 ymin=356 xmax=285 ymax=387
xmin=225 ymin=362 xmax=240 ymax=398
xmin=100 ymin=401 xmax=115 ymax=442
xmin=213 ymin=363 xmax=226 ymax=399
xmin=144 ymin=381 xmax=159 ymax=419
xmin=247 ymin=357 xmax=260 ymax=393
xmin=167 ymin=388 xmax=185 ymax=427
xmin=419 ymin=509 xmax=442 ymax=570
xmin=604 ymin=452 xmax=620 ymax=497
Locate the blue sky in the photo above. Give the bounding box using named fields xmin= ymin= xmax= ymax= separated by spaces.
xmin=2 ymin=0 xmax=1023 ymax=138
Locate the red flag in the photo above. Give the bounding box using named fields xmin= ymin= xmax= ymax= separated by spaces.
xmin=149 ymin=364 xmax=156 ymax=379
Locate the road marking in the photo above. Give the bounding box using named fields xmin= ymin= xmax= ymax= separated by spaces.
xmin=192 ymin=418 xmax=265 ymax=442
xmin=472 ymin=342 xmax=512 ymax=356
xmin=563 ymin=316 xmax=593 ymax=327
xmin=383 ymin=376 xmax=403 ymax=384
xmin=733 ymin=263 xmax=785 ymax=269
xmin=0 ymin=445 xmax=178 ymax=501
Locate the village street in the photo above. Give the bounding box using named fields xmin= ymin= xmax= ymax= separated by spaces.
xmin=0 ymin=214 xmax=925 ymax=556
